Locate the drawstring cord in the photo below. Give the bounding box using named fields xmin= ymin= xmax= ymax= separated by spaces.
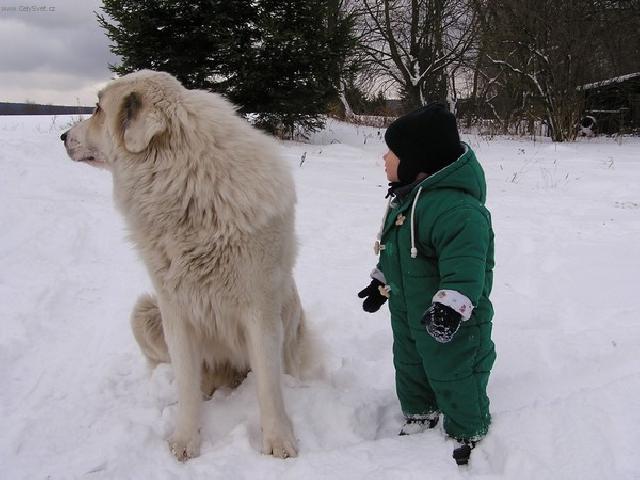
xmin=375 ymin=186 xmax=424 ymax=259
xmin=374 ymin=197 xmax=393 ymax=254
xmin=409 ymin=186 xmax=423 ymax=258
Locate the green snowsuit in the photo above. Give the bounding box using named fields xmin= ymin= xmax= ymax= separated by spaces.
xmin=377 ymin=144 xmax=496 ymax=440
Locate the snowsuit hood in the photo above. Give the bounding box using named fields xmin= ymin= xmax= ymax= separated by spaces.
xmin=413 ymin=143 xmax=487 ymax=204
xmin=378 ymin=144 xmax=487 ymax=260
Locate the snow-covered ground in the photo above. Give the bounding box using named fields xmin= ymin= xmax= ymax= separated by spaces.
xmin=1 ymin=116 xmax=639 ymax=479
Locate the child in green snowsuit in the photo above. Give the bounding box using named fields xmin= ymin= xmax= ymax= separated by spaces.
xmin=358 ymin=103 xmax=496 ymax=465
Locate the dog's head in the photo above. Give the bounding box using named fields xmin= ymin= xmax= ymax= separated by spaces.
xmin=61 ymin=70 xmax=181 ymax=168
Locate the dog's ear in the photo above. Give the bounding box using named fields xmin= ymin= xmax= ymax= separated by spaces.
xmin=120 ymin=91 xmax=166 ymax=153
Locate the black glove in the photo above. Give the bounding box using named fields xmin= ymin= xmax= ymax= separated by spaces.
xmin=422 ymin=302 xmax=462 ymax=343
xmin=357 ymin=278 xmax=388 ymax=313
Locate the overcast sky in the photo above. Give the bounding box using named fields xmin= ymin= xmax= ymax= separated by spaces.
xmin=0 ymin=0 xmax=119 ymax=105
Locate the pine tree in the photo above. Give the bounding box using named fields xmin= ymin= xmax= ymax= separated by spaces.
xmin=97 ymin=0 xmax=257 ymax=92
xmin=242 ymin=0 xmax=343 ymax=137
xmin=97 ymin=1 xmax=355 ymax=137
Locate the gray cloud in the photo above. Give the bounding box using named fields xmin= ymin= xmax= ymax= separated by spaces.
xmin=0 ymin=0 xmax=120 ymax=104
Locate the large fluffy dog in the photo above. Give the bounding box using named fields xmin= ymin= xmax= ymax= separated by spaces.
xmin=61 ymin=70 xmax=315 ymax=461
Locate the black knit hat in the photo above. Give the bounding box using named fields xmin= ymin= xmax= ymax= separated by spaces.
xmin=385 ymin=102 xmax=464 ymax=184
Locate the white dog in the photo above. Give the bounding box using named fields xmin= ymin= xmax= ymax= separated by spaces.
xmin=61 ymin=70 xmax=316 ymax=461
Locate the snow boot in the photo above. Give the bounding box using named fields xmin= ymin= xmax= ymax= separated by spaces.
xmin=452 ymin=438 xmax=476 ymax=465
xmin=398 ymin=412 xmax=440 ymax=436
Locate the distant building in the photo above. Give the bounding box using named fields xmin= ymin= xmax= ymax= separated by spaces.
xmin=579 ymin=72 xmax=640 ymax=134
xmin=0 ymin=102 xmax=94 ymax=116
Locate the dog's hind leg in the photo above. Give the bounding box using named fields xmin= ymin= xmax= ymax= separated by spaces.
xmin=282 ymin=281 xmax=323 ymax=381
xmin=131 ymin=294 xmax=170 ymax=366
xmin=201 ymin=362 xmax=249 ymax=399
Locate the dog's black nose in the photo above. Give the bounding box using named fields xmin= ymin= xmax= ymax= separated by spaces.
xmin=60 ymin=131 xmax=68 ymax=142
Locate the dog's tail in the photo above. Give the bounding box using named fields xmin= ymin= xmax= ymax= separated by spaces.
xmin=282 ymin=281 xmax=325 ymax=381
xmin=131 ymin=293 xmax=170 ymax=366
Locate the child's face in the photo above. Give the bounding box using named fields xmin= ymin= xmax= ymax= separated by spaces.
xmin=384 ymin=150 xmax=400 ymax=182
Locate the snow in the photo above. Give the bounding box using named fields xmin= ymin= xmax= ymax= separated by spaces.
xmin=2 ymin=116 xmax=640 ymax=479
xmin=579 ymin=72 xmax=640 ymax=91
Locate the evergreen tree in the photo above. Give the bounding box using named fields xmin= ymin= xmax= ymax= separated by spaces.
xmin=242 ymin=0 xmax=343 ymax=136
xmin=97 ymin=1 xmax=355 ymax=137
xmin=97 ymin=0 xmax=258 ymax=92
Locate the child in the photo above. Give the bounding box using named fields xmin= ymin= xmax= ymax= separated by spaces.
xmin=358 ymin=103 xmax=496 ymax=465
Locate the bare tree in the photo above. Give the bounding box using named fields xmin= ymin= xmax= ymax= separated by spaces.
xmin=356 ymin=0 xmax=477 ymax=110
xmin=474 ymin=0 xmax=633 ymax=141
xmin=327 ymin=0 xmax=363 ymax=119
xmin=588 ymin=0 xmax=640 ymax=82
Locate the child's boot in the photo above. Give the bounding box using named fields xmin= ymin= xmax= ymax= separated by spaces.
xmin=398 ymin=412 xmax=439 ymax=436
xmin=452 ymin=438 xmax=476 ymax=465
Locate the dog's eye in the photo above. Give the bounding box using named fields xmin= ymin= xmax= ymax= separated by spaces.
xmin=95 ymin=103 xmax=101 ymax=114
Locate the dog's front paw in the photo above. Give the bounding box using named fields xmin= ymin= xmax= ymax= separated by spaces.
xmin=169 ymin=431 xmax=201 ymax=462
xmin=262 ymin=422 xmax=298 ymax=459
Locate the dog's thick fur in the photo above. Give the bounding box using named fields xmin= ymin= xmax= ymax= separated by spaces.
xmin=61 ymin=70 xmax=316 ymax=461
